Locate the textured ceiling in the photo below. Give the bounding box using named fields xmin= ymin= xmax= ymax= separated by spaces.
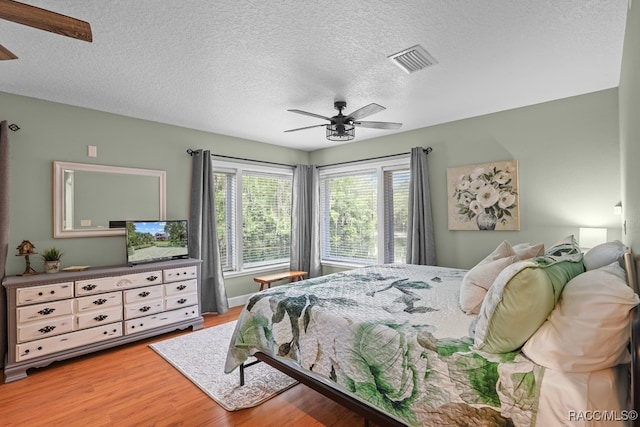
xmin=0 ymin=0 xmax=629 ymax=151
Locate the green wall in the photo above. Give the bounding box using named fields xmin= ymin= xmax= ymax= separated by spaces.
xmin=0 ymin=92 xmax=309 ymax=299
xmin=311 ymin=89 xmax=622 ymax=269
xmin=0 ymin=84 xmax=623 ymax=299
xmin=620 ymin=1 xmax=640 ymax=250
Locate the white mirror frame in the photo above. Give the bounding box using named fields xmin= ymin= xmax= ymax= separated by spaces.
xmin=53 ymin=161 xmax=166 ymax=238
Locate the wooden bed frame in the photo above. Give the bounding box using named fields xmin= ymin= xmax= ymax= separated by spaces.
xmin=246 ymin=253 xmax=640 ymax=427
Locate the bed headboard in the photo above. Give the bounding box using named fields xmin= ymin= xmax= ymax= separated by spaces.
xmin=624 ymin=251 xmax=640 ymax=425
xmin=625 ymin=252 xmax=640 ymax=295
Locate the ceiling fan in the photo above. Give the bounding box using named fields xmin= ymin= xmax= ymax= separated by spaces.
xmin=0 ymin=0 xmax=92 ymax=60
xmin=285 ymin=101 xmax=402 ymax=141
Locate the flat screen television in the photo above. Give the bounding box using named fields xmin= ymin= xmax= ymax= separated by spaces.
xmin=125 ymin=220 xmax=189 ymax=265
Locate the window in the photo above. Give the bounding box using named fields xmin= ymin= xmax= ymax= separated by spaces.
xmin=384 ymin=169 xmax=410 ymax=264
xmin=213 ymin=161 xmax=292 ymax=273
xmin=320 ymin=171 xmax=378 ymax=263
xmin=319 ymin=159 xmax=410 ymax=265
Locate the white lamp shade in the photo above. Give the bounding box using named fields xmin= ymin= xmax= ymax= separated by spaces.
xmin=579 ymin=227 xmax=608 ymax=250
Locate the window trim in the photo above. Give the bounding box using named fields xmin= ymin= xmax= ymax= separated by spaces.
xmin=212 ymin=159 xmax=293 ymax=275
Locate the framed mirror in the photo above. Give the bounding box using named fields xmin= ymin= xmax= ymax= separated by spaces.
xmin=53 ymin=161 xmax=166 ymax=238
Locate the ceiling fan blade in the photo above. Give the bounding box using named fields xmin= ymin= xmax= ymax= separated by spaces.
xmin=0 ymin=43 xmax=18 ymax=60
xmin=287 ymin=109 xmax=332 ymax=121
xmin=347 ymin=103 xmax=386 ymax=120
xmin=0 ymin=0 xmax=92 ymax=42
xmin=354 ymin=121 xmax=403 ymax=130
xmin=284 ymin=124 xmax=327 ymax=133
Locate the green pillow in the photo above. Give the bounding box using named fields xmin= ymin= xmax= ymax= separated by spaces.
xmin=473 ymin=255 xmax=584 ymax=354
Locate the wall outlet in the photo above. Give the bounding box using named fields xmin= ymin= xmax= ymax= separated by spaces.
xmin=80 ymin=219 xmax=92 ymax=227
xmin=88 ymin=145 xmax=97 ymax=157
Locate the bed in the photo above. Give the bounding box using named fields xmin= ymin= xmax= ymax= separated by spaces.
xmin=224 ymin=237 xmax=640 ymax=426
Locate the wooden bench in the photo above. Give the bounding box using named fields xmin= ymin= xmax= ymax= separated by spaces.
xmin=253 ymin=270 xmax=307 ymax=291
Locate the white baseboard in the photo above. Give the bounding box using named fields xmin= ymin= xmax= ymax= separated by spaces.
xmin=228 ymin=293 xmax=254 ymax=308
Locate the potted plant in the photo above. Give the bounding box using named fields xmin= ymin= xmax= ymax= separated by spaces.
xmin=42 ymin=247 xmax=63 ymax=273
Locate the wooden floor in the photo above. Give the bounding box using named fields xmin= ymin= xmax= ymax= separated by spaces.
xmin=0 ymin=306 xmax=376 ymax=427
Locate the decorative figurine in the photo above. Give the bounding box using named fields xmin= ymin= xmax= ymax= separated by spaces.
xmin=16 ymin=240 xmax=38 ymax=276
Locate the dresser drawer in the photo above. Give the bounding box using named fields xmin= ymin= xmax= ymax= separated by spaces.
xmin=76 ymin=307 xmax=123 ymax=330
xmin=164 ymin=279 xmax=197 ymax=296
xmin=76 ymin=270 xmax=162 ymax=295
xmin=163 ymin=266 xmax=197 ymax=283
xmin=124 ymin=305 xmax=199 ymax=335
xmin=16 ymin=282 xmax=73 ymax=306
xmin=123 ymin=285 xmax=163 ymax=304
xmin=124 ymin=299 xmax=164 ymax=320
xmin=165 ymin=293 xmax=198 ymax=310
xmin=17 ymin=316 xmax=74 ymax=343
xmin=76 ymin=292 xmax=122 ymax=313
xmin=17 ymin=299 xmax=73 ymax=324
xmin=16 ymin=322 xmax=122 ymax=362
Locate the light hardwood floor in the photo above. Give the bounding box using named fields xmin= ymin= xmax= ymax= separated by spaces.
xmin=0 ymin=305 xmax=375 ymax=427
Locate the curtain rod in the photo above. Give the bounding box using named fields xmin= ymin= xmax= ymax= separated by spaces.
xmin=318 ymin=146 xmax=432 ymax=169
xmin=186 ymin=149 xmax=293 ymax=168
xmin=186 ymin=146 xmax=433 ymax=169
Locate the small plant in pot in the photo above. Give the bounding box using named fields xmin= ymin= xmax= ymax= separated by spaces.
xmin=42 ymin=247 xmax=63 ymax=273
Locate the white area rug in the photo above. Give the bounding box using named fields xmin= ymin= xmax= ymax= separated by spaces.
xmin=150 ymin=320 xmax=298 ymax=411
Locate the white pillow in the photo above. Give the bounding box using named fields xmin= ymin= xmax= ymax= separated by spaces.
xmin=459 ymin=241 xmax=518 ymax=315
xmin=522 ymin=263 xmax=639 ymax=372
xmin=583 ymin=240 xmax=628 ymax=270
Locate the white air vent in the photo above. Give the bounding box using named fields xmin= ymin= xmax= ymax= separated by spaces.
xmin=388 ymin=44 xmax=437 ymax=74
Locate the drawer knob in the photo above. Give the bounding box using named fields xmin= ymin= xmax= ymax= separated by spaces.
xmin=177 ymin=298 xmax=187 ymax=304
xmin=138 ymin=291 xmax=150 ymax=297
xmin=94 ymin=298 xmax=107 ymax=305
xmin=39 ymin=325 xmax=56 ymax=334
xmin=146 ymin=275 xmax=158 ymax=281
xmin=139 ymin=306 xmax=151 ymax=312
xmin=176 ymin=285 xmax=186 ymax=291
xmin=82 ymin=284 xmax=97 ymax=291
xmin=38 ymin=308 xmax=56 ymax=316
xmin=94 ymin=314 xmax=108 ymax=322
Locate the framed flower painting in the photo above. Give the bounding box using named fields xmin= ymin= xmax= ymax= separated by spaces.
xmin=446 ymin=160 xmax=520 ymax=231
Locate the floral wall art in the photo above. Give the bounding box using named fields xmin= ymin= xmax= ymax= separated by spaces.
xmin=447 ymin=160 xmax=520 ymax=231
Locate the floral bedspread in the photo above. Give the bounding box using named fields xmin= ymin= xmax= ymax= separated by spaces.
xmin=224 ymin=264 xmax=543 ymax=426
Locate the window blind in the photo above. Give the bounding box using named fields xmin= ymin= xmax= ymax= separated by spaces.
xmin=320 ymin=171 xmax=378 ymax=264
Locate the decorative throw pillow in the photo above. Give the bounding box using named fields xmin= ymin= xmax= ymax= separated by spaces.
xmin=512 ymin=242 xmax=544 ymax=260
xmin=459 ymin=241 xmax=517 ymax=315
xmin=473 ymin=238 xmax=584 ymax=354
xmin=583 ymin=240 xmax=628 ymax=271
xmin=522 ymin=263 xmax=639 ymax=372
xmin=545 ymin=235 xmax=581 ymax=258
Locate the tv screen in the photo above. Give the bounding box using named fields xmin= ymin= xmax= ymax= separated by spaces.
xmin=126 ymin=220 xmax=189 ymax=265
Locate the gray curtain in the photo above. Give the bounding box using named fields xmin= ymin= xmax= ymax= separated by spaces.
xmin=406 ymin=146 xmax=436 ymax=265
xmin=189 ymin=149 xmax=228 ymax=314
xmin=0 ymin=121 xmax=9 ymax=368
xmin=290 ymin=164 xmax=321 ymax=278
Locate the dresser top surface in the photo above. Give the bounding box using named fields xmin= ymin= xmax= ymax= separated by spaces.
xmin=2 ymin=258 xmax=201 ymax=289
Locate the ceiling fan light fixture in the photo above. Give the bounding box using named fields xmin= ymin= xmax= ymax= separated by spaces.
xmin=326 ymin=123 xmax=355 ymax=141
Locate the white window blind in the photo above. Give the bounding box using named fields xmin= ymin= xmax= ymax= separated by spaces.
xmin=213 ymin=171 xmax=236 ymax=271
xmin=319 ymin=158 xmax=410 ymax=266
xmin=383 ymin=169 xmax=410 ymax=264
xmin=320 ymin=171 xmax=378 ymax=264
xmin=241 ymin=172 xmax=292 ymax=268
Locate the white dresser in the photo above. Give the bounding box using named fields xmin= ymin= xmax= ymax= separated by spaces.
xmin=2 ymin=258 xmax=203 ymax=382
